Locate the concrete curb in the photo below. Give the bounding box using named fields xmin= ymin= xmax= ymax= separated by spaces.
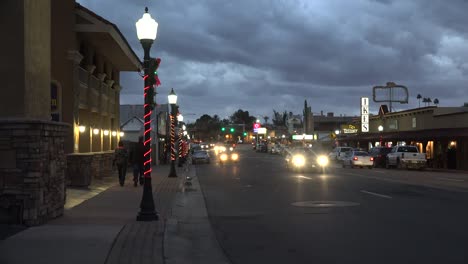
xmin=163 ymin=166 xmax=231 ymax=264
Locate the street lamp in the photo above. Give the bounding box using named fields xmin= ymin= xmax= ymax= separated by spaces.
xmin=135 ymin=7 xmax=159 ymax=221
xmin=168 ymin=88 xmax=178 ymax=177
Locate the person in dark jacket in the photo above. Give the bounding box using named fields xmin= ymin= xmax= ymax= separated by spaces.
xmin=114 ymin=141 xmax=128 ymax=186
xmin=129 ymin=136 xmax=145 ymax=186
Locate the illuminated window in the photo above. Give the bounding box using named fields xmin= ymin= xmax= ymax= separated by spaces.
xmin=426 ymin=141 xmax=434 ymax=159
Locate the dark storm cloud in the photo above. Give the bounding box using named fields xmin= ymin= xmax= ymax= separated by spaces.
xmin=78 ymin=0 xmax=468 ymax=121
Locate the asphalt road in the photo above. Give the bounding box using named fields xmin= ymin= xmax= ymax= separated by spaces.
xmin=196 ymin=144 xmax=468 ymax=264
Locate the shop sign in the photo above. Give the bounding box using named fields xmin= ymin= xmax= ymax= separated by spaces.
xmin=292 ymin=134 xmax=313 ymax=140
xmin=341 ymin=124 xmax=358 ymax=134
xmin=256 ymin=127 xmax=266 ymax=134
xmin=361 ymin=97 xmax=369 ymax=132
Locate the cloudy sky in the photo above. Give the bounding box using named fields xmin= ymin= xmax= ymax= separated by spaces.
xmin=78 ymin=0 xmax=468 ymax=123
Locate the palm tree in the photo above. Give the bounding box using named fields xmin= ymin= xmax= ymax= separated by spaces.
xmin=433 ymin=98 xmax=439 ymax=106
xmin=427 ymin=97 xmax=432 ymax=106
xmin=417 ymin=94 xmax=422 ymax=108
xmin=422 ymin=98 xmax=428 ymax=107
xmin=263 ymin=116 xmax=269 ymax=124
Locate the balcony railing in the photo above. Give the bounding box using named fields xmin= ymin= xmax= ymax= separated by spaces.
xmin=78 ymin=67 xmax=89 ymax=87
xmin=79 ymin=86 xmax=88 ymax=109
xmin=76 ymin=68 xmax=119 ymax=115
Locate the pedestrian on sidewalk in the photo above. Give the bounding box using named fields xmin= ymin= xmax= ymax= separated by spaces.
xmin=129 ymin=136 xmax=145 ymax=187
xmin=114 ymin=141 xmax=129 ymax=186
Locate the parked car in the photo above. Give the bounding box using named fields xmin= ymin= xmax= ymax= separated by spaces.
xmin=192 ymin=150 xmax=210 ymax=164
xmin=328 ymin=147 xmax=353 ymax=161
xmin=386 ymin=145 xmax=426 ymax=170
xmin=369 ymin=147 xmax=393 ymax=167
xmin=342 ymin=151 xmax=374 ymax=169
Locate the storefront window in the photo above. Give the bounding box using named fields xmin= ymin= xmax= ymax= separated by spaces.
xmin=426 ymin=141 xmax=434 ymax=159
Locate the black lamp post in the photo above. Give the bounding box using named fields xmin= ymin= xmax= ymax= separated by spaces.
xmin=135 ymin=7 xmax=158 ymax=221
xmin=168 ymin=88 xmax=178 ymax=177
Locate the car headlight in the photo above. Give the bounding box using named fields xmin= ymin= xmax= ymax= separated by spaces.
xmin=292 ymin=155 xmax=306 ymax=167
xmin=317 ymin=155 xmax=329 ymax=166
xmin=214 ymin=146 xmax=219 ymax=151
xmin=220 ymin=153 xmax=228 ymax=161
xmin=231 ymin=153 xmax=239 ymax=161
xmin=229 ymin=147 xmax=234 ymax=151
xmin=220 ymin=146 xmax=226 ymax=152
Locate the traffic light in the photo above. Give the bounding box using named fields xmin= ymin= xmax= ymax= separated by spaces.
xmin=230 ymin=128 xmax=235 ymax=133
xmin=221 ymin=127 xmax=226 ymax=132
xmin=243 ymin=132 xmax=247 ymax=136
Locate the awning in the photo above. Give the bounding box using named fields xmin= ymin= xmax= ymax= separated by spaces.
xmin=338 ymin=128 xmax=468 ymax=142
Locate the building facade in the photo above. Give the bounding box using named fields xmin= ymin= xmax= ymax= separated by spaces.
xmin=338 ymin=106 xmax=468 ymax=170
xmin=0 ymin=0 xmax=141 ymax=225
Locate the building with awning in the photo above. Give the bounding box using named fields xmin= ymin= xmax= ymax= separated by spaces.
xmin=50 ymin=1 xmax=142 ymax=186
xmin=337 ymin=106 xmax=468 ymax=170
xmin=0 ymin=0 xmax=142 ymax=225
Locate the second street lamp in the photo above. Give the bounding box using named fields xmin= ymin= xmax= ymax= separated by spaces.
xmin=168 ymin=88 xmax=178 ymax=177
xmin=135 ymin=7 xmax=159 ymax=221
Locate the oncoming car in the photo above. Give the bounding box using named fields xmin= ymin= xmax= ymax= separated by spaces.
xmin=285 ymin=147 xmax=329 ymax=173
xmin=219 ymin=149 xmax=239 ymax=164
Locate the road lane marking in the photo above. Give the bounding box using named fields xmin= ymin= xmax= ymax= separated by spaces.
xmin=360 ymin=190 xmax=392 ymax=199
xmin=373 ymin=170 xmax=385 ymax=174
xmin=437 ymin=177 xmax=465 ymax=182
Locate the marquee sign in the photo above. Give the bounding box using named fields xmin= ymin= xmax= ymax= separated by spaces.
xmin=361 ymin=97 xmax=369 ymax=132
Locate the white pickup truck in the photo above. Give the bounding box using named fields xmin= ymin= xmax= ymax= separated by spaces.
xmin=386 ymin=145 xmax=426 ymax=170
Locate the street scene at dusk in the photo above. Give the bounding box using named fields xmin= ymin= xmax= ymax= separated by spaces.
xmin=1 ymin=0 xmax=468 ymax=263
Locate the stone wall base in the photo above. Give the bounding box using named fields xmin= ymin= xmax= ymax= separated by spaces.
xmin=66 ymin=151 xmax=114 ymax=187
xmin=0 ymin=119 xmax=70 ymax=226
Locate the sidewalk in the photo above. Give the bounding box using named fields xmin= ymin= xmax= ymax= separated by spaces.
xmin=0 ymin=164 xmax=183 ymax=264
xmin=0 ymin=160 xmax=230 ymax=264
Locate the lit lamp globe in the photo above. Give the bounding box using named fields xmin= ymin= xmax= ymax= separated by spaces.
xmin=378 ymin=125 xmax=384 ymax=132
xmin=135 ymin=7 xmax=158 ymax=42
xmin=168 ymin=88 xmax=177 ymax=105
xmin=178 ymin=114 xmax=184 ymax=122
xmin=335 ymin=129 xmax=340 ymax=135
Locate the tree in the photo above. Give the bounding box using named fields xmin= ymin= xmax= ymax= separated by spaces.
xmin=434 ymin=98 xmax=439 ymax=106
xmin=192 ymin=114 xmax=223 ymax=141
xmin=272 ymin=110 xmax=289 ymax=127
xmin=417 ymin=94 xmax=422 ymax=108
xmin=263 ymin=116 xmax=269 ymax=124
xmin=230 ymin=109 xmax=256 ymax=128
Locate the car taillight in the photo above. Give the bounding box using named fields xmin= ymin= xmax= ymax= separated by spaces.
xmin=370 ymin=157 xmax=374 ymax=161
xmin=353 ymin=156 xmax=358 ymax=161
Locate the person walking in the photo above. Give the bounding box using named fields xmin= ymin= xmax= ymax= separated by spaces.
xmin=129 ymin=136 xmax=145 ymax=187
xmin=114 ymin=141 xmax=128 ymax=186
